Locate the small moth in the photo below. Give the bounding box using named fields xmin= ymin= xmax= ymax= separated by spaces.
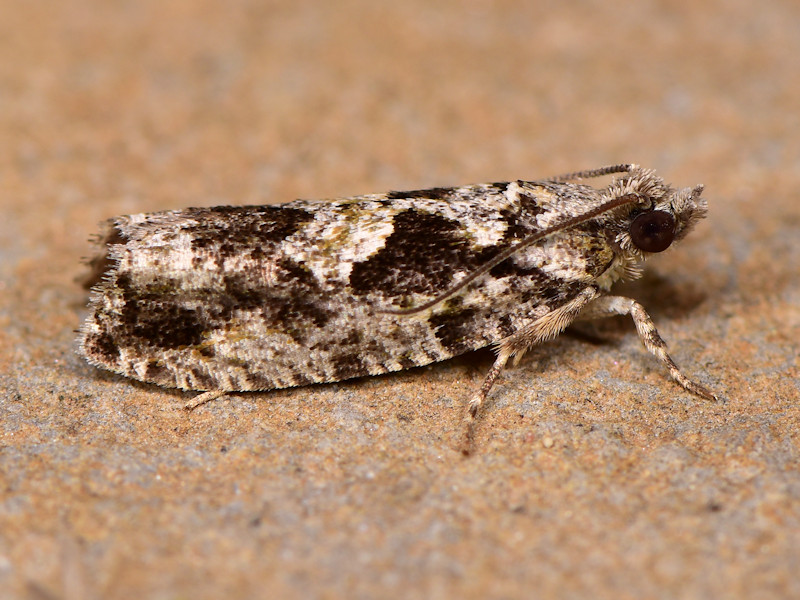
xmin=79 ymin=164 xmax=717 ymax=422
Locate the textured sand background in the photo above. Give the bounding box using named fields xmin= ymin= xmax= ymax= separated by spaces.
xmin=1 ymin=1 xmax=799 ymax=598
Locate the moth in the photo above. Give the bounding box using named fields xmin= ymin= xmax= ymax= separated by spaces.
xmin=79 ymin=164 xmax=717 ymax=421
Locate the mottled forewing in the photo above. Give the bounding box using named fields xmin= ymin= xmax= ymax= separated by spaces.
xmin=80 ymin=181 xmax=614 ymax=392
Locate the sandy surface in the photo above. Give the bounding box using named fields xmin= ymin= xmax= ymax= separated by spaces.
xmin=1 ymin=0 xmax=799 ymax=598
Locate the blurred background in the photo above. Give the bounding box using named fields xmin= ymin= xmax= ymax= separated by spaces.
xmin=1 ymin=1 xmax=798 ymax=598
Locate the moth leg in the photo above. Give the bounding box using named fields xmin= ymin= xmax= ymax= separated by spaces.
xmin=576 ymin=295 xmax=717 ymax=401
xmin=184 ymin=390 xmax=227 ymax=411
xmin=468 ymin=348 xmax=513 ymax=418
xmin=468 ymin=286 xmax=601 ymax=420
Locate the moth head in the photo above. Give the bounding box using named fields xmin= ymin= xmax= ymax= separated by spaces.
xmin=609 ymin=167 xmax=708 ymax=257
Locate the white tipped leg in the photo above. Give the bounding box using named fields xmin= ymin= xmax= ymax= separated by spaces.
xmin=468 ymin=348 xmax=512 ymax=420
xmin=184 ymin=390 xmax=227 ymax=410
xmin=462 ymin=347 xmax=512 ymax=454
xmin=468 ymin=287 xmax=602 ymax=422
xmin=469 ymin=287 xmax=602 ymax=417
xmin=577 ymin=295 xmax=717 ymax=401
xmin=461 ymin=287 xmax=602 ymax=454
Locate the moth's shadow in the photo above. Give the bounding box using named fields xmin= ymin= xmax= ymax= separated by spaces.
xmin=613 ymin=270 xmax=710 ymax=320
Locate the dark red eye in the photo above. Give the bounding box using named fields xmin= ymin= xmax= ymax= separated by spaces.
xmin=629 ymin=210 xmax=676 ymax=253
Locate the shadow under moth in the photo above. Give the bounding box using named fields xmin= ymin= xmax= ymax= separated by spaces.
xmin=79 ymin=164 xmax=717 ymax=438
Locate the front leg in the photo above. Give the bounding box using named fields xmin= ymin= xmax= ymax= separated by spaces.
xmin=576 ymin=295 xmax=717 ymax=401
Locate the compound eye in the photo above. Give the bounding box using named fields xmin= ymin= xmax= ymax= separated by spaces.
xmin=629 ymin=210 xmax=676 ymax=253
